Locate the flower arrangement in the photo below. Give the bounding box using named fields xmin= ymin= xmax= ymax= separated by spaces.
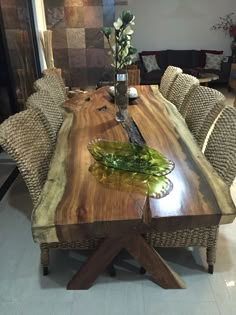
xmin=211 ymin=13 xmax=236 ymax=38
xmin=101 ymin=10 xmax=137 ymax=70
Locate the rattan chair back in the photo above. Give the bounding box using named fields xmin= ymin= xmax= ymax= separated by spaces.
xmin=182 ymin=86 xmax=225 ymax=147
xmin=26 ymin=90 xmax=64 ymax=142
xmin=0 ymin=108 xmax=54 ymax=205
xmin=168 ymin=73 xmax=199 ymax=109
xmin=34 ymin=73 xmax=67 ymax=107
xmin=179 ymin=85 xmax=225 ymax=118
xmin=204 ymin=106 xmax=236 ymax=186
xmin=42 ymin=68 xmax=67 ymax=98
xmin=159 ymin=66 xmax=183 ymax=98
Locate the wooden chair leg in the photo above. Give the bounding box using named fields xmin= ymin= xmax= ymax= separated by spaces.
xmin=107 ymin=263 xmax=116 ymax=277
xmin=140 ymin=266 xmax=146 ymax=274
xmin=40 ymin=245 xmax=49 ymax=276
xmin=206 ymin=246 xmax=216 ymax=274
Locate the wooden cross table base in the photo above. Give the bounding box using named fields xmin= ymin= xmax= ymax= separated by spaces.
xmin=67 ymin=234 xmax=185 ymax=290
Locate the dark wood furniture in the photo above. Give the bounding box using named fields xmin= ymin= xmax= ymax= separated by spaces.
xmin=198 ymin=73 xmax=220 ymax=86
xmin=229 ymin=63 xmax=236 ymax=106
xmin=31 ymin=86 xmax=236 ymax=290
xmin=127 ymin=64 xmax=140 ymax=85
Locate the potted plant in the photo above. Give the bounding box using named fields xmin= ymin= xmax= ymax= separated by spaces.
xmin=211 ymin=13 xmax=236 ymax=60
xmin=101 ymin=11 xmax=137 ymax=122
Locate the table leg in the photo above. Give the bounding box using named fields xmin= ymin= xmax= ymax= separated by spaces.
xmin=67 ymin=237 xmax=124 ymax=290
xmin=67 ymin=235 xmax=185 ymax=290
xmin=125 ymin=235 xmax=185 ymax=289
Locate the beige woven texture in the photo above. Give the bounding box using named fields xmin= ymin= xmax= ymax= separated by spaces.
xmin=42 ymin=68 xmax=67 ymax=98
xmin=197 ymin=102 xmax=225 ymax=150
xmin=159 ymin=66 xmax=183 ymax=98
xmin=144 ymin=226 xmax=218 ymax=248
xmin=204 ymin=106 xmax=236 ymax=187
xmin=34 ymin=73 xmax=67 ymax=107
xmin=26 ymin=90 xmax=64 ymax=143
xmin=168 ymin=73 xmax=199 ymax=109
xmin=0 ymin=108 xmax=53 ymax=206
xmin=182 ymin=86 xmax=225 ymax=147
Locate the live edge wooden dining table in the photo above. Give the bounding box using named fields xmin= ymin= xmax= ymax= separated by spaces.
xmin=32 ymin=85 xmax=236 ymax=290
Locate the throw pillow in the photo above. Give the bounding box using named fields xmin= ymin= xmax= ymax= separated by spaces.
xmin=200 ymin=50 xmax=223 ymax=67
xmin=204 ymin=53 xmax=223 ymax=70
xmin=142 ymin=55 xmax=160 ymax=72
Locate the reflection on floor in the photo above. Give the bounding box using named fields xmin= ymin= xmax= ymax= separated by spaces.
xmin=0 ymin=84 xmax=236 ymax=314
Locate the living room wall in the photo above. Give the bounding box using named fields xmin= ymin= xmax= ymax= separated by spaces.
xmin=116 ymin=0 xmax=236 ymax=56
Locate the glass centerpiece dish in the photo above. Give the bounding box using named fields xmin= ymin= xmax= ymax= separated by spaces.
xmin=89 ymin=162 xmax=173 ymax=199
xmin=87 ymin=139 xmax=174 ymax=177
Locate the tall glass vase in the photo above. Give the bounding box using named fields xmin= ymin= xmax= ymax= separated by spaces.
xmin=114 ymin=69 xmax=129 ymax=122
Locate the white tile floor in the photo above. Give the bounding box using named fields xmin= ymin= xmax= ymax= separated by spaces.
xmin=0 ymin=86 xmax=235 ymax=315
xmin=0 ymin=175 xmax=236 ymax=314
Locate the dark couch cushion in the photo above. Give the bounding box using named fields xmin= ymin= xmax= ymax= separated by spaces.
xmin=156 ymin=50 xmax=168 ymax=69
xmin=200 ymin=50 xmax=223 ymax=67
xmin=192 ymin=50 xmax=201 ymax=68
xmin=142 ymin=69 xmax=164 ymax=84
xmin=167 ymin=50 xmax=194 ymax=68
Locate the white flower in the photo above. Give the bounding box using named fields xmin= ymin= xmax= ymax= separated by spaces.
xmin=121 ymin=46 xmax=129 ymax=57
xmin=126 ymin=40 xmax=131 ymax=47
xmin=113 ymin=17 xmax=123 ymax=30
xmin=130 ymin=16 xmax=135 ymax=25
xmin=124 ymin=25 xmax=134 ymax=35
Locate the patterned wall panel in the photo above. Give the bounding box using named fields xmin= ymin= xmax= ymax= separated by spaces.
xmin=1 ymin=0 xmax=39 ymax=107
xmin=44 ymin=0 xmax=120 ymax=88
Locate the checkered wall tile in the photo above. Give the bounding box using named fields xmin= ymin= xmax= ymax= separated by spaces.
xmin=44 ymin=0 xmax=127 ymax=88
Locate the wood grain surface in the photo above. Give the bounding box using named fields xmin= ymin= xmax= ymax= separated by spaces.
xmin=32 ymin=86 xmax=236 ymax=243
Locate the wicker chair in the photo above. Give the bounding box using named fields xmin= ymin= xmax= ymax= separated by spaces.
xmin=26 ymin=90 xmax=64 ymax=143
xmin=143 ymin=106 xmax=236 ymax=275
xmin=0 ymin=108 xmax=54 ymax=206
xmin=42 ymin=68 xmax=67 ymax=99
xmin=181 ymin=86 xmax=225 ymax=148
xmin=204 ymin=106 xmax=236 ymax=187
xmin=34 ymin=72 xmax=67 ymax=107
xmin=159 ymin=66 xmax=183 ymax=99
xmin=168 ymin=73 xmax=199 ymax=109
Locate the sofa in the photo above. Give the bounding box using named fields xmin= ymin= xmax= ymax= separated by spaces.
xmin=137 ymin=50 xmax=232 ymax=85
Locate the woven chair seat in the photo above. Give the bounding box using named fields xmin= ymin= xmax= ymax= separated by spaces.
xmin=159 ymin=66 xmax=183 ymax=99
xmin=41 ymin=225 xmax=218 ymax=250
xmin=0 ymin=108 xmax=54 ymax=205
xmin=26 ymin=90 xmax=64 ymax=143
xmin=144 ymin=226 xmax=218 ymax=248
xmin=168 ymin=73 xmax=199 ymax=109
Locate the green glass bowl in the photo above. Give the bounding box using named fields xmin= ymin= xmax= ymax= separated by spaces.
xmin=87 ymin=139 xmax=174 ymax=176
xmin=89 ymin=162 xmax=173 ymax=199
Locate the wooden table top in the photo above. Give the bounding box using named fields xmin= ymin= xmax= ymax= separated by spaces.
xmin=32 ymin=85 xmax=236 ymax=244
